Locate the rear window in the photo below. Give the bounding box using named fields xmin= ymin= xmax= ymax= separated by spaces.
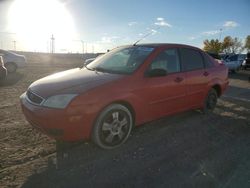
xmin=203 ymin=54 xmax=214 ymax=68
xmin=180 ymin=48 xmax=204 ymax=71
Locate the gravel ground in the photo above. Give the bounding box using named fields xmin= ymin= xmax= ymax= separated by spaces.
xmin=0 ymin=54 xmax=249 ymax=188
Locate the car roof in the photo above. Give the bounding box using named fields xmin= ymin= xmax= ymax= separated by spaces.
xmin=122 ymin=43 xmax=201 ymax=50
xmin=134 ymin=43 xmax=199 ymax=49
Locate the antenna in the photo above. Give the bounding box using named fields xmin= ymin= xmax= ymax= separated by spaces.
xmin=133 ymin=26 xmax=161 ymax=46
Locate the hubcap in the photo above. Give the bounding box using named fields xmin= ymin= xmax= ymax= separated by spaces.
xmin=100 ymin=111 xmax=129 ymax=146
xmin=207 ymin=93 xmax=216 ymax=109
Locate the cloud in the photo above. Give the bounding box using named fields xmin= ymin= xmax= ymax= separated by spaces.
xmin=202 ymin=30 xmax=220 ymax=36
xmin=128 ymin=22 xmax=137 ymax=26
xmin=157 ymin=17 xmax=164 ymax=21
xmin=223 ymin=21 xmax=238 ymax=28
xmin=101 ymin=36 xmax=119 ymax=43
xmin=154 ymin=17 xmax=172 ymax=27
xmin=151 ymin=29 xmax=158 ymax=35
xmin=188 ymin=36 xmax=196 ymax=41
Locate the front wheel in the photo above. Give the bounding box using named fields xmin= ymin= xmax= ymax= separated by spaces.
xmin=92 ymin=104 xmax=133 ymax=149
xmin=202 ymin=88 xmax=218 ymax=114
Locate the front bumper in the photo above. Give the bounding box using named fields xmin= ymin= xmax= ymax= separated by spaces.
xmin=20 ymin=93 xmax=93 ymax=141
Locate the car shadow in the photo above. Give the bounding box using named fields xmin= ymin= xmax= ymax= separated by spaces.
xmin=21 ymin=101 xmax=250 ymax=188
xmin=0 ymin=72 xmax=24 ymax=87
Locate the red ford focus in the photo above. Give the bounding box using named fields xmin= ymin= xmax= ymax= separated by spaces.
xmin=20 ymin=44 xmax=228 ymax=149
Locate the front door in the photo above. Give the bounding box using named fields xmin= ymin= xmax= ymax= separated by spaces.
xmin=139 ymin=48 xmax=187 ymax=119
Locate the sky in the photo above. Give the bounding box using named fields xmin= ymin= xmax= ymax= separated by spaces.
xmin=0 ymin=0 xmax=249 ymax=53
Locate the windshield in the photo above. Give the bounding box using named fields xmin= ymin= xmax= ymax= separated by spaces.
xmin=87 ymin=46 xmax=154 ymax=74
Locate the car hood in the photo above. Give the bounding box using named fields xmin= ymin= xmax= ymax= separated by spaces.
xmin=29 ymin=68 xmax=123 ymax=98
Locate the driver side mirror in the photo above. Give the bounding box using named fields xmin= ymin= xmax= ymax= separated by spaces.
xmin=82 ymin=58 xmax=95 ymax=67
xmin=145 ymin=68 xmax=167 ymax=77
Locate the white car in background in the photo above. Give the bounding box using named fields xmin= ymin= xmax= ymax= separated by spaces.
xmin=223 ymin=54 xmax=246 ymax=73
xmin=0 ymin=49 xmax=27 ymax=73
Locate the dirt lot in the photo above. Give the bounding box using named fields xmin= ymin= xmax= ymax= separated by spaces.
xmin=0 ymin=54 xmax=250 ymax=188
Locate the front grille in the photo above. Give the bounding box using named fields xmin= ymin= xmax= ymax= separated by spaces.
xmin=27 ymin=90 xmax=44 ymax=105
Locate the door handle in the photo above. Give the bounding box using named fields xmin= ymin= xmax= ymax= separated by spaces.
xmin=174 ymin=77 xmax=183 ymax=83
xmin=203 ymin=71 xmax=209 ymax=76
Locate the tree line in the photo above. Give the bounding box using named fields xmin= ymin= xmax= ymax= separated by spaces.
xmin=203 ymin=35 xmax=250 ymax=54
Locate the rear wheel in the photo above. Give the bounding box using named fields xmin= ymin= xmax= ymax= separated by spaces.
xmin=202 ymin=88 xmax=217 ymax=114
xmin=6 ymin=62 xmax=17 ymax=73
xmin=92 ymin=104 xmax=133 ymax=149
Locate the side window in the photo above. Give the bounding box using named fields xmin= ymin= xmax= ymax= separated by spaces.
xmin=149 ymin=48 xmax=180 ymax=74
xmin=180 ymin=48 xmax=204 ymax=71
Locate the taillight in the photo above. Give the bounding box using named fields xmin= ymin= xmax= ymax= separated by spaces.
xmin=215 ymin=59 xmax=224 ymax=65
xmin=220 ymin=60 xmax=225 ymax=65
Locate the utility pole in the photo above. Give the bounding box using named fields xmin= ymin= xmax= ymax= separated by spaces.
xmin=81 ymin=40 xmax=84 ymax=54
xmin=85 ymin=43 xmax=88 ymax=53
xmin=219 ymin=28 xmax=223 ymax=41
xmin=12 ymin=40 xmax=16 ymax=51
xmin=73 ymin=40 xmax=85 ymax=54
xmin=50 ymin=34 xmax=55 ymax=53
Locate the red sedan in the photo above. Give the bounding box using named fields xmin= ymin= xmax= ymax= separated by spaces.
xmin=20 ymin=44 xmax=228 ymax=149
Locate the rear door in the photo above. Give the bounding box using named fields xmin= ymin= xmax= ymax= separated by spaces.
xmin=179 ymin=48 xmax=209 ymax=108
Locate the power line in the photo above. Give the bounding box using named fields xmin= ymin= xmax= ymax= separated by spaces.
xmin=0 ymin=32 xmax=16 ymax=35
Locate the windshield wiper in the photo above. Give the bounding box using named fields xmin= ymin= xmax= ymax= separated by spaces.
xmin=94 ymin=67 xmax=109 ymax=73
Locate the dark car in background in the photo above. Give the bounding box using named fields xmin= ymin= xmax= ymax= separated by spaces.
xmin=242 ymin=52 xmax=250 ymax=70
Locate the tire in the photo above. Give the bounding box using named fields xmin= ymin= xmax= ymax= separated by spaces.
xmin=92 ymin=104 xmax=133 ymax=149
xmin=6 ymin=62 xmax=17 ymax=73
xmin=202 ymin=88 xmax=218 ymax=114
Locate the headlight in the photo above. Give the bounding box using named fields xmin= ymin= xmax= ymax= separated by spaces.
xmin=42 ymin=94 xmax=77 ymax=109
xmin=242 ymin=60 xmax=246 ymax=66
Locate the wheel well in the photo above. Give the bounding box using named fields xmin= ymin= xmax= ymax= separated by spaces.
xmin=212 ymin=84 xmax=221 ymax=97
xmin=6 ymin=62 xmax=16 ymax=66
xmin=112 ymin=100 xmax=136 ymax=125
xmin=90 ymin=100 xmax=136 ymax=139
